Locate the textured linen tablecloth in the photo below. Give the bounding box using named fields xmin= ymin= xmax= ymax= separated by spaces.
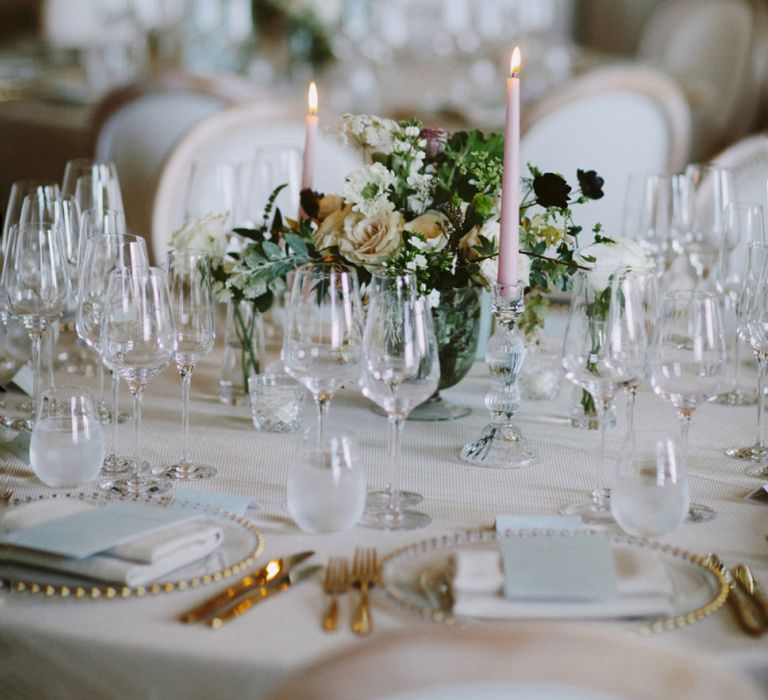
xmin=1 ymin=348 xmax=767 ymax=699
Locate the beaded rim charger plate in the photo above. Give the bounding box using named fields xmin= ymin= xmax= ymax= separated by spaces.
xmin=381 ymin=529 xmax=728 ymax=635
xmin=0 ymin=491 xmax=264 ymax=600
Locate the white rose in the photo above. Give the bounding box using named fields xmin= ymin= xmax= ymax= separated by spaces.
xmin=578 ymin=237 xmax=655 ymax=291
xmin=479 ymin=252 xmax=531 ymax=289
xmin=171 ymin=213 xmax=229 ymax=260
xmin=406 ymin=211 xmax=449 ymax=251
xmin=339 ymin=210 xmax=403 ymax=266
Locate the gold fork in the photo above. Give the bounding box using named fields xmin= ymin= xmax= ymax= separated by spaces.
xmin=351 ymin=548 xmax=378 ymax=636
xmin=322 ymin=558 xmax=350 ymax=633
xmin=1 ymin=490 xmax=11 ymax=506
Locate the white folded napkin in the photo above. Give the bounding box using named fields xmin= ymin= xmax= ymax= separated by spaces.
xmin=451 ymin=546 xmax=674 ymax=620
xmin=0 ymin=499 xmax=225 ymax=587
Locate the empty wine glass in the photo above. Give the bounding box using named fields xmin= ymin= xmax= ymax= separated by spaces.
xmin=62 ymin=159 xmax=124 ymax=218
xmin=611 ymin=430 xmax=689 ymax=538
xmin=244 ymin=145 xmax=302 ymax=225
xmin=76 ymin=233 xmax=148 ymax=478
xmin=184 ymin=160 xmax=241 ymax=229
xmin=359 ymin=270 xmax=439 ymax=530
xmin=282 ymin=261 xmax=364 ymax=443
xmin=156 ymin=249 xmax=216 ymax=480
xmin=622 ymin=172 xmax=671 ymax=269
xmin=650 ymin=290 xmax=726 ymax=521
xmin=2 ymin=223 xmax=69 ymax=419
xmin=100 ymin=267 xmax=175 ymax=495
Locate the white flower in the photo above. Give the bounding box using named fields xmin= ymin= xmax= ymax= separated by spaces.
xmin=578 ymin=237 xmax=655 ymax=291
xmin=171 ymin=213 xmax=229 ymax=260
xmin=406 ymin=211 xmax=449 ymax=251
xmin=338 ymin=210 xmax=404 ymax=267
xmin=478 ymin=252 xmax=531 ymax=288
xmin=343 ymin=163 xmax=396 ymax=218
xmin=337 ymin=114 xmax=398 ymax=153
xmin=427 ymin=289 xmax=441 ymax=308
xmin=459 ymin=220 xmax=499 ymax=259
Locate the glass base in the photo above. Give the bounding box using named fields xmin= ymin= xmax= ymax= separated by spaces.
xmin=154 ymin=462 xmax=217 ymax=480
xmin=560 ymin=500 xmax=614 ymax=525
xmin=366 ymin=488 xmax=423 ymax=509
xmin=725 ymin=443 xmax=767 ymax=461
xmin=2 ymin=416 xmax=32 ymax=431
xmin=713 ymin=389 xmax=757 ymax=406
xmin=745 ymin=463 xmax=768 ymax=479
xmin=100 ymin=460 xmax=173 ymax=496
xmin=359 ymin=508 xmax=431 ymax=531
xmin=407 ymin=392 xmax=471 ymax=421
xmin=101 ymin=453 xmax=132 ymax=478
xmin=686 ymin=503 xmax=716 ymax=523
xmin=460 ymin=422 xmax=537 ymax=469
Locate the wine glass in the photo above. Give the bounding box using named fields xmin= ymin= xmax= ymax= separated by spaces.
xmin=184 ymin=160 xmax=241 ymax=229
xmin=156 ymin=249 xmax=216 ymax=480
xmin=611 ymin=430 xmax=689 ymax=538
xmin=76 ymin=233 xmax=148 ymax=478
xmin=650 ymin=290 xmax=726 ymax=521
xmin=244 ymin=145 xmax=302 ymax=226
xmin=359 ymin=270 xmax=440 ymax=530
xmin=282 ymin=261 xmax=364 ymax=443
xmin=100 ymin=266 xmax=175 ymax=495
xmin=622 ymin=172 xmax=671 ymax=269
xmin=2 ymin=223 xmax=69 ymax=419
xmin=62 ymin=159 xmax=124 ymax=218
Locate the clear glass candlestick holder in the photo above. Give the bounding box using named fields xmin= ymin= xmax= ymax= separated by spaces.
xmin=460 ymin=282 xmax=537 ymax=469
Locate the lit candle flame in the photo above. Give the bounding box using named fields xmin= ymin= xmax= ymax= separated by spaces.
xmin=308 ymin=81 xmax=318 ymax=116
xmin=510 ymin=47 xmax=521 ymax=76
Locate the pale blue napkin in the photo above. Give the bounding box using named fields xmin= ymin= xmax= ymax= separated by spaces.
xmin=172 ymin=488 xmax=256 ymax=517
xmin=495 ymin=514 xmax=582 ymax=532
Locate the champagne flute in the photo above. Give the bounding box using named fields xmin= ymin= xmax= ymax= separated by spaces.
xmin=76 ymin=233 xmax=148 ymax=478
xmin=282 ymin=262 xmax=364 ymax=443
xmin=2 ymin=223 xmax=69 ymax=420
xmin=100 ymin=267 xmax=175 ymax=495
xmin=156 ymin=249 xmax=216 ymax=480
xmin=650 ymin=290 xmax=726 ymax=521
xmin=359 ymin=270 xmax=439 ymax=530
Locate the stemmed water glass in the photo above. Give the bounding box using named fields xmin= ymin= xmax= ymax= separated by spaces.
xmin=2 ymin=223 xmax=69 ymax=420
xmin=156 ymin=249 xmax=216 ymax=480
xmin=282 ymin=262 xmax=364 ymax=443
xmin=359 ymin=270 xmax=439 ymax=530
xmin=76 ymin=233 xmax=148 ymax=479
xmin=650 ymin=290 xmax=726 ymax=521
xmin=100 ymin=267 xmax=175 ymax=495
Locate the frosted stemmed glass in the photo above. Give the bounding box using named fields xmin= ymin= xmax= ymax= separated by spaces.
xmin=2 ymin=224 xmax=69 ymax=420
xmin=282 ymin=262 xmax=364 ymax=444
xmin=100 ymin=267 xmax=175 ymax=495
xmin=76 ymin=233 xmax=148 ymax=478
xmin=715 ymin=203 xmax=765 ymax=406
xmin=650 ymin=290 xmax=726 ymax=521
xmin=156 ymin=249 xmax=216 ymax=480
xmin=611 ymin=430 xmax=689 ymax=538
xmin=359 ymin=271 xmax=439 ymax=530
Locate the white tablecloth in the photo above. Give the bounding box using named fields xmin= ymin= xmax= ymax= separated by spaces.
xmin=1 ymin=347 xmax=767 ymax=699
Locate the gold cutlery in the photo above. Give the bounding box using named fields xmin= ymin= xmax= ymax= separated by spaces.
xmin=322 ymin=558 xmax=350 ymax=633
xmin=179 ymin=550 xmax=314 ymax=624
xmin=208 ymin=565 xmax=322 ymax=628
xmin=1 ymin=491 xmax=12 ymax=506
xmin=706 ymin=554 xmax=764 ymax=637
xmin=351 ymin=548 xmax=378 ymax=636
xmin=733 ymin=564 xmax=768 ymax=623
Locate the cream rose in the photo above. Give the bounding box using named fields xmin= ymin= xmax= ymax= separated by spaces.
xmin=314 ymin=204 xmax=352 ymax=251
xmin=459 ymin=220 xmax=499 ymax=260
xmin=171 ymin=213 xmax=229 ymax=259
xmin=406 ymin=211 xmax=449 ymax=251
xmin=578 ymin=237 xmax=655 ymax=291
xmin=338 ymin=210 xmax=404 ymax=266
xmin=478 ymin=252 xmax=531 ymax=288
xmin=317 ymin=194 xmax=344 ymax=221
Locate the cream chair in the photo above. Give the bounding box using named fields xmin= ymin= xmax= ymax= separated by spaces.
xmin=521 ymin=64 xmax=691 ymax=241
xmin=91 ymin=72 xmax=263 ymax=258
xmin=150 ymin=101 xmax=358 ymax=263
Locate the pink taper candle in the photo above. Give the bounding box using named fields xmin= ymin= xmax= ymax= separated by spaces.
xmin=498 ymin=47 xmax=521 ymax=287
xmin=301 ymin=81 xmax=319 ymax=192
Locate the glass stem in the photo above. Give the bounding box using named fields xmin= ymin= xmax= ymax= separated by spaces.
xmin=316 ymin=393 xmax=330 ymax=444
xmin=109 ymin=370 xmax=120 ymax=459
xmin=29 ymin=331 xmax=42 ymax=416
xmin=756 ymin=352 xmax=765 ymax=448
xmin=678 ymin=408 xmax=694 ymax=463
xmin=625 ymin=384 xmax=638 ymax=435
xmin=98 ymin=361 xmax=106 ymax=407
xmin=732 ymin=334 xmax=743 ymax=397
xmin=130 ymin=383 xmax=145 ymax=478
xmin=179 ymin=364 xmax=194 ymax=468
xmin=386 ymin=414 xmax=405 ymax=518
xmin=593 ymin=396 xmax=611 ymax=506
xmin=46 ymin=324 xmax=55 ymax=390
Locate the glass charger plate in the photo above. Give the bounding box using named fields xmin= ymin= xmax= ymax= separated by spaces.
xmin=0 ymin=491 xmax=264 ymax=599
xmin=381 ymin=529 xmax=727 ymax=634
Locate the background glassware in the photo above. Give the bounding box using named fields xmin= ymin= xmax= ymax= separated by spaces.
xmin=286 ymin=432 xmax=365 ymax=534
xmin=2 ymin=223 xmax=69 ymax=419
xmin=62 ymin=159 xmax=124 ymax=218
xmin=156 ymin=249 xmax=216 ymax=480
xmin=282 ymin=261 xmax=364 ymax=443
xmin=359 ymin=271 xmax=439 ymax=530
xmin=715 ymin=202 xmax=765 ymax=406
xmin=622 ymin=172 xmax=671 ymax=269
xmin=611 ymin=430 xmax=689 ymax=538
xmin=76 ymin=234 xmax=149 ymax=478
xmin=100 ymin=266 xmax=175 ymax=495
xmin=184 ymin=160 xmax=241 ymax=229
xmin=30 ymin=386 xmax=104 ymax=488
xmin=243 ymin=145 xmax=302 ymax=226
xmin=248 ymin=373 xmax=305 ymax=432
xmin=650 ymin=290 xmax=726 ymax=521
xmin=219 ymin=298 xmax=265 ymax=405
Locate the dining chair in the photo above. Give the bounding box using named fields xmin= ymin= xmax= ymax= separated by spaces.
xmin=90 ymin=71 xmax=264 ymax=259
xmin=637 ymin=0 xmax=761 ymax=161
xmin=150 ymin=101 xmax=358 ymax=264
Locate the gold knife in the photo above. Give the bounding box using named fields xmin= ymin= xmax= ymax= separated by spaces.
xmin=733 ymin=564 xmax=768 ymax=623
xmin=208 ymin=565 xmax=322 ymax=628
xmin=707 ymin=554 xmax=764 ymax=637
xmin=179 ymin=550 xmax=314 ymax=624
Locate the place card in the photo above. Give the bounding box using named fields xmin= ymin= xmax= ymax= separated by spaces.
xmin=0 ymin=430 xmax=30 ymax=464
xmin=172 ymin=488 xmax=257 ymax=517
xmin=744 ymin=484 xmax=768 ymax=504
xmin=9 ymin=365 xmax=34 ymax=396
xmin=495 ymin=514 xmax=582 ymax=532
xmin=501 ymin=532 xmax=618 ymax=601
xmin=0 ymin=503 xmax=202 ymax=559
